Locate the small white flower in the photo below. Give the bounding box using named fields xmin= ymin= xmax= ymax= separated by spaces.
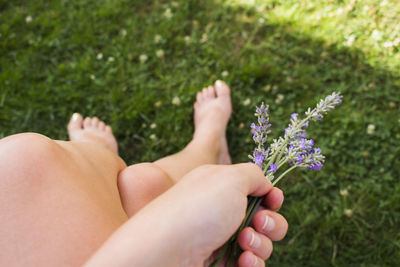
xmin=90 ymin=74 xmax=95 ymax=80
xmin=383 ymin=42 xmax=393 ymax=48
xmin=258 ymin=18 xmax=265 ymax=24
xmin=154 ymin=101 xmax=162 ymax=107
xmin=371 ymin=30 xmax=381 ymax=41
xmin=164 ymin=8 xmax=173 ymax=19
xmin=120 ymin=29 xmax=127 ymax=37
xmin=97 ymin=53 xmax=103 ymax=60
xmin=139 ymin=54 xmax=148 ymax=63
xmin=172 ymin=96 xmax=181 ymax=105
xmin=201 ymin=33 xmax=208 ymax=43
xmin=239 ymin=123 xmax=245 ymax=128
xmin=154 ymin=34 xmax=162 ymax=43
xmin=394 ymin=37 xmax=400 ymax=46
xmin=367 ymin=124 xmax=375 ymax=135
xmin=344 ymin=209 xmax=353 ymax=217
xmin=156 ymin=49 xmax=164 ymax=58
xmin=108 ymin=56 xmax=115 ymax=62
xmin=150 ymin=134 xmax=157 ymax=141
xmin=221 ymin=70 xmax=229 ymax=77
xmin=263 ymin=84 xmax=271 ymax=92
xmin=340 ymin=189 xmax=348 ymax=197
xmin=345 ymin=34 xmax=356 ymax=46
xmin=364 ymin=5 xmax=370 ymax=12
xmin=336 ymin=7 xmax=344 ymax=15
xmin=25 ymin=16 xmax=32 ymax=23
xmin=275 ymin=94 xmax=285 ymax=104
xmin=242 ymin=98 xmax=251 ymax=106
xmin=184 ymin=36 xmax=191 ymax=45
xmin=380 ymin=0 xmax=388 ymax=7
xmin=150 ymin=123 xmax=157 ymax=129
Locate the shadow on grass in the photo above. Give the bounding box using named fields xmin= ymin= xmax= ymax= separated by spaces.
xmin=0 ymin=0 xmax=399 ymax=265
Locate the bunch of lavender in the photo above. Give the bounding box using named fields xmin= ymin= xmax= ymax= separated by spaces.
xmin=210 ymin=92 xmax=342 ymax=266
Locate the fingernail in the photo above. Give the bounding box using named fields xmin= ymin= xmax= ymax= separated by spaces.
xmin=249 ymin=231 xmax=261 ymax=249
xmin=72 ymin=113 xmax=80 ymax=120
xmin=262 ymin=215 xmax=275 ymax=233
xmin=251 ymin=254 xmax=258 ymax=267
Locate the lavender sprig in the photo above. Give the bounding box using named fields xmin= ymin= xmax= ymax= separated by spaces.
xmin=249 ymin=92 xmax=343 ymax=183
xmin=248 ymin=103 xmax=271 ymax=168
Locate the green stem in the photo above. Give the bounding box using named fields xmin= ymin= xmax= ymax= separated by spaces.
xmin=272 ymin=165 xmax=297 ymax=186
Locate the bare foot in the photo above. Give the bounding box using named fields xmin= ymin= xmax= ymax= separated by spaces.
xmin=194 ymin=80 xmax=232 ymax=164
xmin=67 ymin=114 xmax=118 ymax=154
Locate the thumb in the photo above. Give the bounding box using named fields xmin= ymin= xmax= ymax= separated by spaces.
xmin=233 ymin=163 xmax=272 ymax=197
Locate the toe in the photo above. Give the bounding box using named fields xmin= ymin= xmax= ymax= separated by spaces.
xmin=105 ymin=125 xmax=112 ymax=133
xmin=99 ymin=121 xmax=106 ymax=130
xmin=207 ymin=86 xmax=215 ymax=98
xmin=92 ymin=117 xmax=100 ymax=127
xmin=67 ymin=113 xmax=83 ymax=132
xmin=83 ymin=117 xmax=91 ymax=128
xmin=238 ymin=227 xmax=273 ymax=261
xmin=201 ymin=88 xmax=208 ymax=100
xmin=196 ymin=91 xmax=203 ymax=103
xmin=215 ymin=80 xmax=230 ymax=96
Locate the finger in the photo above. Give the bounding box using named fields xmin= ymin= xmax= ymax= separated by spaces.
xmin=238 ymin=227 xmax=273 ymax=260
xmin=238 ymin=250 xmax=265 ymax=267
xmin=252 ymin=210 xmax=288 ymax=241
xmin=233 ymin=163 xmax=272 ymax=197
xmin=262 ymin=187 xmax=284 ymax=211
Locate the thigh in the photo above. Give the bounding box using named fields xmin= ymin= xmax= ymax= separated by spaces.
xmin=0 ymin=133 xmax=127 ymax=266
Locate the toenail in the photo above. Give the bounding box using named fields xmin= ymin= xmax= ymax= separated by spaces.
xmin=72 ymin=113 xmax=80 ymax=120
xmin=262 ymin=215 xmax=275 ymax=233
xmin=215 ymin=80 xmax=223 ymax=87
xmin=249 ymin=231 xmax=261 ymax=249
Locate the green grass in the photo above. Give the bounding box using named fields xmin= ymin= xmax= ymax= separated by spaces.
xmin=1 ymin=0 xmax=399 ymax=265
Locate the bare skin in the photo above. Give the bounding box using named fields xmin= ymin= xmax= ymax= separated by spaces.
xmin=0 ymin=80 xmax=287 ymax=267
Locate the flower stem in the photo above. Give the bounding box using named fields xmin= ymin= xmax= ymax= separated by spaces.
xmin=272 ymin=165 xmax=297 ymax=186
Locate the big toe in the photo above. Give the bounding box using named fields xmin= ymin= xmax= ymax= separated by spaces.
xmin=68 ymin=113 xmax=83 ymax=132
xmin=215 ymin=80 xmax=230 ymax=96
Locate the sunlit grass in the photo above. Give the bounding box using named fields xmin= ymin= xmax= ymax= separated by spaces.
xmin=0 ymin=0 xmax=399 ymax=265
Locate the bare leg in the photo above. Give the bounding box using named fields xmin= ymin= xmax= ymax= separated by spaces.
xmin=118 ymin=80 xmax=233 ymax=216
xmin=154 ymin=80 xmax=232 ymax=180
xmin=0 ymin=116 xmax=127 ymax=266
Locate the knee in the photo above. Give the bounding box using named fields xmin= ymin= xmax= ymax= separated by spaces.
xmin=118 ymin=163 xmax=174 ymax=215
xmin=0 ymin=133 xmax=63 ymax=177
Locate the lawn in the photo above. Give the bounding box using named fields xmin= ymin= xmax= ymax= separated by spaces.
xmin=1 ymin=0 xmax=399 ymax=265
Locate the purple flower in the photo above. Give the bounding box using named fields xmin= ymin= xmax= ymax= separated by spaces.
xmin=291 ymin=113 xmax=299 ymax=120
xmin=309 ymin=163 xmax=323 ymax=170
xmin=254 ymin=152 xmax=264 ymax=168
xmin=268 ymin=163 xmax=278 ymax=173
xmin=303 ymin=121 xmax=309 ymax=128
